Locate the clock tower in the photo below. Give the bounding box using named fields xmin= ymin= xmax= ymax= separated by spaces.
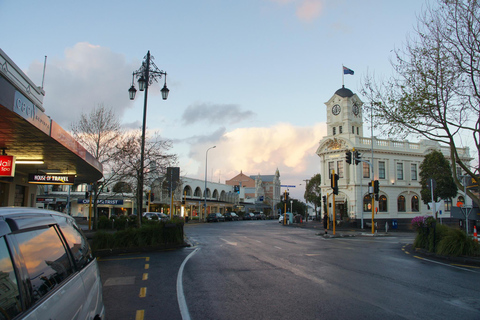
xmin=325 ymin=85 xmax=364 ymax=138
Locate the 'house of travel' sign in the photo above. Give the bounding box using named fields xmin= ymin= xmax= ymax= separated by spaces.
xmin=28 ymin=174 xmax=75 ymax=185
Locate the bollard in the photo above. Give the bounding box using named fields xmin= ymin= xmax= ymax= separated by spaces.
xmin=474 ymin=226 xmax=478 ymax=243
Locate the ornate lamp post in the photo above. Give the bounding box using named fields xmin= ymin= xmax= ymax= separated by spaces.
xmin=128 ymin=51 xmax=169 ymax=226
xmin=204 ymin=146 xmax=216 ymax=221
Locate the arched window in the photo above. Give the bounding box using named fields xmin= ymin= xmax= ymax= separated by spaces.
xmin=411 ymin=195 xmax=419 ymax=212
xmin=363 ymin=195 xmax=372 ymax=212
xmin=194 ymin=187 xmax=202 ymax=197
xmin=397 ymin=195 xmax=406 ymax=212
xmin=379 ymin=195 xmax=388 ymax=212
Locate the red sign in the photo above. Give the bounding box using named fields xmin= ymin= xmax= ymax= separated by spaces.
xmin=0 ymin=156 xmax=15 ymax=177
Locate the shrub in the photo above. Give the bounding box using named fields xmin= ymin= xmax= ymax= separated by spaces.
xmin=436 ymin=229 xmax=480 ymax=257
xmin=98 ymin=216 xmax=111 ymax=230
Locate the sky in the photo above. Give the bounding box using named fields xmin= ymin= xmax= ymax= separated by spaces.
xmin=0 ymin=0 xmax=428 ymax=200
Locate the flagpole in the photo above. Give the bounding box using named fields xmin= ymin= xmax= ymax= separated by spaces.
xmin=342 ymin=65 xmax=344 ymax=87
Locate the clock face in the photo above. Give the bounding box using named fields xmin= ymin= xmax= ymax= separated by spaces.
xmin=353 ymin=103 xmax=359 ymax=116
xmin=332 ymin=104 xmax=341 ymax=115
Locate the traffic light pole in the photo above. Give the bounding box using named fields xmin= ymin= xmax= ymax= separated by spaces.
xmin=332 ymin=170 xmax=336 ymax=235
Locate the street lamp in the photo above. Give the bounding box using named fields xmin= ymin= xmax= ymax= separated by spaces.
xmin=204 ymin=146 xmax=216 ymax=221
xmin=128 ymin=51 xmax=169 ymax=226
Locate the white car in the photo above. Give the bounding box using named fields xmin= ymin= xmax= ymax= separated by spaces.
xmin=0 ymin=207 xmax=105 ymax=320
xmin=278 ymin=212 xmax=293 ymax=224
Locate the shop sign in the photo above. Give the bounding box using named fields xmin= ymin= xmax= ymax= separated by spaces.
xmin=14 ymin=91 xmax=51 ymax=135
xmin=28 ymin=174 xmax=75 ymax=185
xmin=0 ymin=155 xmax=15 ymax=177
xmin=77 ymin=199 xmax=124 ymax=205
xmin=36 ymin=197 xmax=56 ymax=204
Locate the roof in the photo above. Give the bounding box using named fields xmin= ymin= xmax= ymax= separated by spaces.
xmin=335 ymin=86 xmax=354 ymax=98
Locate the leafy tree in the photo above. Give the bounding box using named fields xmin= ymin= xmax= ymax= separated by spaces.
xmin=361 ymin=0 xmax=480 ymax=206
xmin=419 ymin=150 xmax=458 ymax=204
xmin=112 ymin=130 xmax=177 ymax=227
xmin=71 ymin=104 xmax=122 ymax=229
xmin=304 ymin=174 xmax=322 ymax=220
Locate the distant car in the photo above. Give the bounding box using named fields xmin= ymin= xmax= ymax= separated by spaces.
xmin=254 ymin=212 xmax=266 ymax=220
xmin=207 ymin=213 xmax=225 ymax=222
xmin=224 ymin=212 xmax=240 ymax=221
xmin=278 ymin=212 xmax=293 ymax=224
xmin=243 ymin=212 xmax=255 ymax=220
xmin=143 ymin=212 xmax=169 ymax=221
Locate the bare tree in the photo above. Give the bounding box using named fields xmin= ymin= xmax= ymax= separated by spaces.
xmin=112 ymin=130 xmax=177 ymax=227
xmin=71 ymin=104 xmax=122 ymax=228
xmin=361 ymin=0 xmax=480 ymax=205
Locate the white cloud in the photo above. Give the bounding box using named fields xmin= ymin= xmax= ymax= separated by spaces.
xmin=26 ymin=42 xmax=137 ymax=129
xmin=296 ymin=0 xmax=324 ymax=22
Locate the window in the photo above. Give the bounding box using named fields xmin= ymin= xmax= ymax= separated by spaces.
xmin=15 ymin=226 xmax=74 ymax=303
xmin=444 ymin=198 xmax=452 ymax=212
xmin=328 ymin=162 xmax=334 ymax=177
xmin=352 ymin=126 xmax=355 ymax=134
xmin=411 ymin=164 xmax=417 ymax=181
xmin=397 ymin=163 xmax=404 ymax=180
xmin=54 ymin=216 xmax=93 ymax=270
xmin=411 ymin=195 xmax=419 ymax=212
xmin=363 ymin=195 xmax=372 ymax=212
xmin=333 ymin=127 xmax=336 ymax=135
xmin=379 ymin=195 xmax=388 ymax=212
xmin=0 ymin=238 xmax=21 ymax=319
xmin=397 ymin=195 xmax=406 ymax=212
xmin=357 ymin=127 xmax=359 ymax=135
xmin=379 ymin=161 xmax=385 ymax=179
xmin=339 ymin=126 xmax=343 ymax=134
xmin=363 ymin=162 xmax=370 ymax=179
xmin=337 ymin=161 xmax=344 ymax=178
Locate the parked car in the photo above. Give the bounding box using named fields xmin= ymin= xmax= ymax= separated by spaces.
xmin=207 ymin=213 xmax=225 ymax=222
xmin=254 ymin=212 xmax=266 ymax=220
xmin=0 ymin=207 xmax=105 ymax=320
xmin=243 ymin=212 xmax=255 ymax=220
xmin=278 ymin=212 xmax=294 ymax=224
xmin=143 ymin=212 xmax=169 ymax=221
xmin=224 ymin=212 xmax=240 ymax=221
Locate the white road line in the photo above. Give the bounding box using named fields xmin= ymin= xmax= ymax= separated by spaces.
xmin=219 ymin=238 xmax=238 ymax=246
xmin=274 ymin=246 xmax=282 ymax=250
xmin=177 ymin=248 xmax=200 ymax=320
xmin=414 ymin=255 xmax=477 ymax=273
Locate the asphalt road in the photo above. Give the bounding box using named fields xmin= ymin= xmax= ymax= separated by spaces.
xmin=99 ymin=220 xmax=480 ymax=319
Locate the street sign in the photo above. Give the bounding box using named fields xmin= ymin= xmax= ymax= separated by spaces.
xmin=281 ymin=185 xmax=296 ymax=188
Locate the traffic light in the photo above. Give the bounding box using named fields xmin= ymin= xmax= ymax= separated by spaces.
xmin=375 ymin=194 xmax=379 ymax=201
xmin=150 ymin=193 xmax=155 ymax=201
xmin=345 ymin=151 xmax=352 ymax=164
xmin=374 ymin=180 xmax=379 ymax=194
xmin=354 ymin=151 xmax=362 ymax=165
xmin=330 ymin=174 xmax=339 ymax=195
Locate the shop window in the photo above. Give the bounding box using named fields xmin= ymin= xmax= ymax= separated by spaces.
xmin=379 ymin=195 xmax=388 ymax=212
xmin=397 ymin=195 xmax=406 ymax=212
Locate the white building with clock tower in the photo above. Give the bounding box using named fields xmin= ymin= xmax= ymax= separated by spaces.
xmin=316 ymin=86 xmax=471 ymax=229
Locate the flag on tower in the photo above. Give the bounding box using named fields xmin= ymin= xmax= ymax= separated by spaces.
xmin=343 ymin=66 xmax=354 ymax=75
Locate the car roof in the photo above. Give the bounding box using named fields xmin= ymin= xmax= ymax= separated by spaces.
xmin=0 ymin=207 xmax=74 ymax=236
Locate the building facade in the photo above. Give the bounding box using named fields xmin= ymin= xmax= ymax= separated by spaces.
xmin=316 ymin=86 xmax=471 ymax=228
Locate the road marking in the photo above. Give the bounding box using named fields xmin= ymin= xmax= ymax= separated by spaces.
xmin=177 ymin=248 xmax=200 ymax=320
xmin=136 ymin=310 xmax=144 ymax=320
xmin=98 ymin=256 xmax=150 ymax=262
xmin=274 ymin=246 xmax=282 ymax=250
xmin=305 ymin=254 xmax=322 ymax=256
xmin=254 ymin=240 xmax=262 ymax=243
xmin=142 ymin=273 xmax=148 ymax=280
xmin=451 ymin=263 xmax=480 ymax=269
xmin=139 ymin=287 xmax=147 ymax=297
xmin=219 ymin=238 xmax=237 ymax=246
xmin=414 ymin=256 xmax=477 ymax=272
xmin=145 ymin=264 xmax=149 ymax=270
xmin=146 ymin=257 xmax=150 ymax=262
xmin=104 ymin=276 xmax=135 ymax=286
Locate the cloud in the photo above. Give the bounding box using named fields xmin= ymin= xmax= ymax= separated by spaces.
xmin=182 ymin=122 xmax=327 ymax=189
xmin=181 ymin=102 xmax=255 ymax=125
xmin=296 ymin=0 xmax=324 ymax=22
xmin=26 ymin=42 xmax=138 ymax=129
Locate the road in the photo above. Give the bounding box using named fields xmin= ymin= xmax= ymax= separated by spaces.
xmin=99 ymin=220 xmax=480 ymax=319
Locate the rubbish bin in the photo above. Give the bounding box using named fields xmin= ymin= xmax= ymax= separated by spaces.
xmin=392 ymin=219 xmax=398 ymax=229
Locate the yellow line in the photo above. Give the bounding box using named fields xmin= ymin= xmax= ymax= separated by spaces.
xmin=143 ymin=273 xmax=148 ymax=280
xmin=451 ymin=264 xmax=480 ymax=269
xmin=414 ymin=256 xmax=424 ymax=260
xmin=145 ymin=264 xmax=149 ymax=270
xmin=139 ymin=287 xmax=147 ymax=298
xmin=136 ymin=310 xmax=144 ymax=320
xmin=146 ymin=257 xmax=150 ymax=262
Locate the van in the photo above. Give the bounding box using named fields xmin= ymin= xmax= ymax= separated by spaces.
xmin=0 ymin=207 xmax=105 ymax=319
